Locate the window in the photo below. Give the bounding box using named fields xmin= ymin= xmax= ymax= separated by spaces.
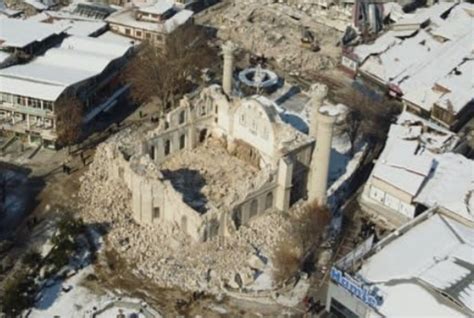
xmin=179 ymin=134 xmax=186 ymax=149
xmin=0 ymin=93 xmax=12 ymax=103
xmin=233 ymin=207 xmax=242 ymax=230
xmin=249 ymin=199 xmax=258 ymax=219
xmin=155 ymin=34 xmax=163 ymax=42
xmin=200 ymin=105 xmax=206 ymax=116
xmin=240 ymin=114 xmax=246 ymax=125
xmin=28 ymin=98 xmax=41 ymax=108
xmin=206 ymin=220 xmax=219 ymax=241
xmin=136 ymin=30 xmax=142 ymax=38
xmin=150 ymin=145 xmax=155 ymax=160
xmin=153 ymin=207 xmax=160 ymax=219
xmin=329 ymin=298 xmax=358 ymax=318
xmin=145 ymin=32 xmax=151 ymax=39
xmin=125 ymin=28 xmax=131 ymax=35
xmin=179 ymin=111 xmax=185 ymax=124
xmin=199 ymin=129 xmax=207 ymax=143
xmin=44 ymin=101 xmax=53 ymax=111
xmin=16 ymin=96 xmax=27 ymax=106
xmin=265 ymin=192 xmax=273 ymax=210
xmin=164 ymin=139 xmax=171 ymax=155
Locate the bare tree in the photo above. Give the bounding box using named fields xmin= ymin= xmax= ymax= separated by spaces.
xmin=125 ymin=24 xmax=218 ymax=113
xmin=272 ymin=202 xmax=331 ymax=285
xmin=55 ymin=97 xmax=84 ymax=152
xmin=339 ymin=90 xmax=400 ymax=155
xmin=296 ymin=201 xmax=331 ymax=253
xmin=0 ymin=170 xmax=13 ymax=216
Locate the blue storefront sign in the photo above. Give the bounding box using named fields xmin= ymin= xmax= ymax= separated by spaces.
xmin=330 ymin=267 xmax=383 ymax=309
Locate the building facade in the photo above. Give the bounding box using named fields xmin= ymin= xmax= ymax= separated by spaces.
xmin=106 ymin=0 xmax=193 ymax=47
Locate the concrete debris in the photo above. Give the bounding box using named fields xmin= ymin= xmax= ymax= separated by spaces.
xmin=78 ymin=146 xmax=310 ymax=293
xmin=199 ymin=1 xmax=342 ymax=77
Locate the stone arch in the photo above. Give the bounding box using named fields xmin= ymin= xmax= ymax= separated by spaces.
xmin=179 ymin=134 xmax=186 ymax=149
xmin=265 ymin=192 xmax=273 ymax=210
xmin=206 ymin=219 xmax=220 ymax=241
xmin=249 ymin=199 xmax=258 ymax=220
xmin=179 ymin=110 xmax=186 ymax=124
xmin=199 ymin=129 xmax=207 ymax=143
xmin=232 ymin=207 xmax=242 ymax=230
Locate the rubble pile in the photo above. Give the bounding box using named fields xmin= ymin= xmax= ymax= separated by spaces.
xmin=160 ymin=138 xmax=270 ymax=210
xmin=78 ymin=144 xmax=304 ymax=293
xmin=200 ymin=1 xmax=342 ymax=77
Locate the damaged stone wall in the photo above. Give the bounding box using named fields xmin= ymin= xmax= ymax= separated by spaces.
xmin=79 ymin=150 xmax=315 ymax=293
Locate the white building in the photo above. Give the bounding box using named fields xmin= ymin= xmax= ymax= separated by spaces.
xmin=106 ymin=0 xmax=193 ymax=46
xmin=341 ymin=2 xmax=474 ymax=130
xmin=360 ymin=112 xmax=474 ymax=228
xmin=0 ymin=18 xmax=67 ymax=57
xmin=326 ymin=207 xmax=474 ymax=317
xmin=0 ymin=31 xmax=133 ymax=147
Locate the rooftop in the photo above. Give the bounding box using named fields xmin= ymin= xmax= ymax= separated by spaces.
xmin=0 ymin=18 xmax=66 ymax=48
xmin=106 ymin=6 xmax=193 ymax=34
xmin=139 ymin=0 xmax=175 ymax=15
xmin=415 ymin=153 xmax=474 ymax=222
xmin=372 ymin=112 xmax=458 ymax=197
xmin=353 ymin=2 xmax=474 ymax=113
xmin=352 ymin=210 xmax=474 ymax=316
xmin=0 ymin=35 xmax=132 ymax=101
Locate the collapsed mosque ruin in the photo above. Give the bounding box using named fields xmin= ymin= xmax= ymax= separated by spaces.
xmin=97 ymin=42 xmax=336 ymax=242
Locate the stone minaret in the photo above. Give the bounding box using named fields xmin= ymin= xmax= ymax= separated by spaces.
xmin=308 ymin=84 xmax=335 ymax=205
xmin=309 ymin=83 xmax=329 ymax=136
xmin=221 ymin=41 xmax=236 ymax=96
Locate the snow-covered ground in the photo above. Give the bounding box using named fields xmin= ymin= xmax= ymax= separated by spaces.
xmin=29 ymin=228 xmax=161 ymax=318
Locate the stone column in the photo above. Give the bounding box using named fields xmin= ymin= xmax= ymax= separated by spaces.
xmin=275 ymin=157 xmax=293 ymax=211
xmin=221 ymin=41 xmax=236 ymax=96
xmin=309 ymin=83 xmax=328 ymax=137
xmin=308 ymin=108 xmax=336 ymax=205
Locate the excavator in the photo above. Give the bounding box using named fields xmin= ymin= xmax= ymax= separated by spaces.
xmin=300 ymin=27 xmax=320 ymax=52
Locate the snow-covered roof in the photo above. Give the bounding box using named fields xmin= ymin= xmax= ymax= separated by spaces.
xmin=352 ymin=31 xmax=401 ymax=63
xmin=98 ymin=31 xmax=139 ymax=46
xmin=0 ymin=18 xmax=66 ymax=48
xmin=434 ymin=59 xmax=474 ymax=115
xmin=371 ymin=112 xmax=458 ymax=197
xmin=23 ymin=0 xmax=48 ymax=11
xmin=359 ymin=30 xmax=441 ymax=84
xmin=393 ymin=2 xmax=456 ymax=29
xmin=355 ymin=3 xmax=473 ymax=114
xmin=54 ymin=19 xmax=107 ymax=36
xmin=0 ymin=36 xmax=132 ymax=101
xmin=373 ymin=137 xmax=433 ymax=196
xmin=398 ymin=30 xmax=473 ymax=112
xmin=357 ymin=210 xmax=474 ymax=316
xmin=0 ymin=0 xmax=21 ymax=17
xmin=139 ymin=0 xmax=174 ymax=15
xmin=0 ymin=51 xmax=11 ymax=64
xmin=106 ymin=6 xmax=192 ymax=34
xmin=415 ymin=153 xmax=474 ymax=222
